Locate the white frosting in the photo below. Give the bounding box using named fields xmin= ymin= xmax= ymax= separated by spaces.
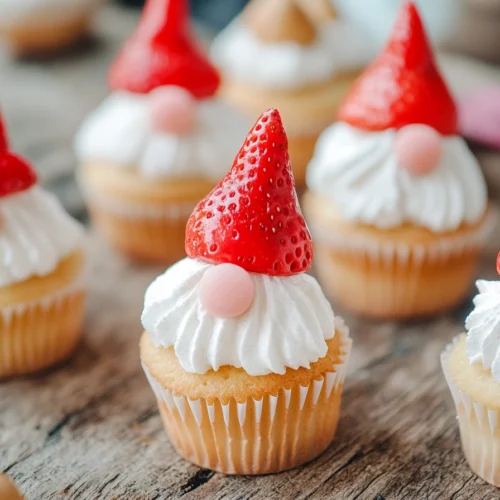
xmin=466 ymin=280 xmax=500 ymax=383
xmin=75 ymin=91 xmax=249 ymax=182
xmin=141 ymin=258 xmax=336 ymax=376
xmin=307 ymin=122 xmax=488 ymax=232
xmin=0 ymin=186 xmax=84 ymax=287
xmin=0 ymin=0 xmax=100 ymax=26
xmin=211 ymin=18 xmax=373 ymax=89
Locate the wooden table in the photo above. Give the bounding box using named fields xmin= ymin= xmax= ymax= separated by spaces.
xmin=2 ymin=5 xmax=500 ymax=499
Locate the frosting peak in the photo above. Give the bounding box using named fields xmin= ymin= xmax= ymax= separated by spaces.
xmin=466 ymin=280 xmax=500 ymax=383
xmin=141 ymin=258 xmax=335 ymax=376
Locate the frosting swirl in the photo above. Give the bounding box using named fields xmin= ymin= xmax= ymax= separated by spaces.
xmin=0 ymin=186 xmax=84 ymax=287
xmin=211 ymin=18 xmax=373 ymax=90
xmin=307 ymin=122 xmax=487 ymax=232
xmin=75 ymin=91 xmax=249 ymax=181
xmin=466 ymin=280 xmax=500 ymax=383
xmin=141 ymin=257 xmax=335 ymax=376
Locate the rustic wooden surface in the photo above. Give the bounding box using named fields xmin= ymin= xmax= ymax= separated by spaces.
xmin=2 ymin=4 xmax=500 ymax=500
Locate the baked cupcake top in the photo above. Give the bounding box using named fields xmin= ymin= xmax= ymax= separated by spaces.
xmin=465 ymin=255 xmax=500 ymax=383
xmin=307 ymin=1 xmax=487 ymax=232
xmin=0 ymin=0 xmax=99 ymax=25
xmin=75 ymin=0 xmax=249 ymax=182
xmin=142 ymin=109 xmax=338 ymax=376
xmin=211 ymin=0 xmax=373 ymax=91
xmin=0 ymin=117 xmax=83 ymax=287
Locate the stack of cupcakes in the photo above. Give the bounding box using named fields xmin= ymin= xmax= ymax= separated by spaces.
xmin=75 ymin=0 xmax=249 ymax=263
xmin=140 ymin=109 xmax=352 ymax=474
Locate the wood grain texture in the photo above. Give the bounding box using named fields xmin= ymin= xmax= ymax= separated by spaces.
xmin=1 ymin=4 xmax=500 ymax=499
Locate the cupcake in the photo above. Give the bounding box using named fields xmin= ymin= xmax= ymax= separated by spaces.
xmin=0 ymin=0 xmax=102 ymax=56
xmin=0 ymin=115 xmax=85 ymax=377
xmin=140 ymin=109 xmax=352 ymax=474
xmin=211 ymin=0 xmax=373 ymax=187
xmin=441 ymin=255 xmax=500 ymax=486
xmin=304 ymin=1 xmax=490 ymax=319
xmin=75 ymin=0 xmax=249 ymax=263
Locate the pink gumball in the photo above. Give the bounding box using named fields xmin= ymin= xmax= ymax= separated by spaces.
xmin=394 ymin=124 xmax=443 ymax=175
xmin=149 ymin=85 xmax=197 ymax=134
xmin=198 ymin=263 xmax=255 ymax=319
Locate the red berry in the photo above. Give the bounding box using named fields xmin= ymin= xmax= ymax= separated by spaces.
xmin=0 ymin=152 xmax=37 ymax=197
xmin=497 ymin=252 xmax=500 ymax=276
xmin=338 ymin=1 xmax=457 ymax=135
xmin=185 ymin=109 xmax=313 ymax=276
xmin=109 ymin=0 xmax=220 ymax=99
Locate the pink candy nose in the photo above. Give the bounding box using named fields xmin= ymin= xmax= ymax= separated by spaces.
xmin=149 ymin=85 xmax=197 ymax=134
xmin=394 ymin=124 xmax=442 ymax=175
xmin=198 ymin=264 xmax=255 ymax=319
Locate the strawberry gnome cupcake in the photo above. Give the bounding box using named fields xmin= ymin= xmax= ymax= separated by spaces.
xmin=0 ymin=0 xmax=102 ymax=56
xmin=305 ymin=1 xmax=490 ymax=319
xmin=0 ymin=114 xmax=85 ymax=377
xmin=441 ymin=254 xmax=500 ymax=486
xmin=140 ymin=109 xmax=352 ymax=474
xmin=75 ymin=0 xmax=249 ymax=263
xmin=211 ymin=0 xmax=373 ymax=187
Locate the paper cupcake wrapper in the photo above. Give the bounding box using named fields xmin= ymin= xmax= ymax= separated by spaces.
xmin=142 ymin=323 xmax=351 ymax=475
xmin=79 ymin=178 xmax=198 ymax=222
xmin=0 ymin=275 xmax=86 ymax=377
xmin=309 ymin=211 xmax=495 ymax=266
xmin=441 ymin=337 xmax=500 ymax=487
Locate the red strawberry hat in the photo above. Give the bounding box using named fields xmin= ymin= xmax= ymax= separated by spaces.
xmin=186 ymin=109 xmax=313 ymax=276
xmin=338 ymin=0 xmax=458 ymax=135
xmin=0 ymin=114 xmax=37 ymax=198
xmin=109 ymin=0 xmax=220 ymax=99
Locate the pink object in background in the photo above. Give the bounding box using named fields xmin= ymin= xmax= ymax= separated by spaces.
xmin=149 ymin=85 xmax=197 ymax=134
xmin=459 ymin=87 xmax=500 ymax=150
xmin=394 ymin=124 xmax=442 ymax=175
xmin=198 ymin=263 xmax=255 ymax=318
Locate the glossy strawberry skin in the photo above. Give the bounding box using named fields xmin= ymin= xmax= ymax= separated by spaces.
xmin=186 ymin=109 xmax=313 ymax=276
xmin=108 ymin=0 xmax=220 ymax=98
xmin=0 ymin=152 xmax=37 ymax=197
xmin=338 ymin=1 xmax=457 ymax=135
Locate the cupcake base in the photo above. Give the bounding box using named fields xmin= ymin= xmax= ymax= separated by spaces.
xmin=0 ymin=250 xmax=86 ymax=378
xmin=442 ymin=335 xmax=500 ymax=487
xmin=219 ymin=71 xmax=360 ymax=187
xmin=304 ymin=192 xmax=491 ymax=319
xmin=0 ymin=14 xmax=94 ymax=57
xmin=80 ymin=164 xmax=215 ymax=263
xmin=140 ymin=321 xmax=351 ymax=474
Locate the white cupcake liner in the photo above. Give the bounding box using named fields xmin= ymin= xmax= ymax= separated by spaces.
xmin=142 ymin=319 xmax=351 ymax=474
xmin=441 ymin=337 xmax=500 ymax=487
xmin=0 ymin=272 xmax=86 ymax=377
xmin=79 ymin=177 xmax=198 ymax=221
xmin=308 ymin=211 xmax=495 ymax=266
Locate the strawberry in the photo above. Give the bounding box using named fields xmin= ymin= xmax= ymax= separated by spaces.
xmin=185 ymin=109 xmax=313 ymax=276
xmin=0 ymin=152 xmax=37 ymax=197
xmin=338 ymin=0 xmax=457 ymax=135
xmin=0 ymin=117 xmax=37 ymax=197
xmin=109 ymin=0 xmax=220 ymax=99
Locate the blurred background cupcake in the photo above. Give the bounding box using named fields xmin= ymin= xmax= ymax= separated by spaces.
xmin=0 ymin=0 xmax=104 ymax=57
xmin=304 ymin=1 xmax=491 ymax=319
xmin=211 ymin=0 xmax=374 ymax=187
xmin=75 ymin=0 xmax=249 ymax=263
